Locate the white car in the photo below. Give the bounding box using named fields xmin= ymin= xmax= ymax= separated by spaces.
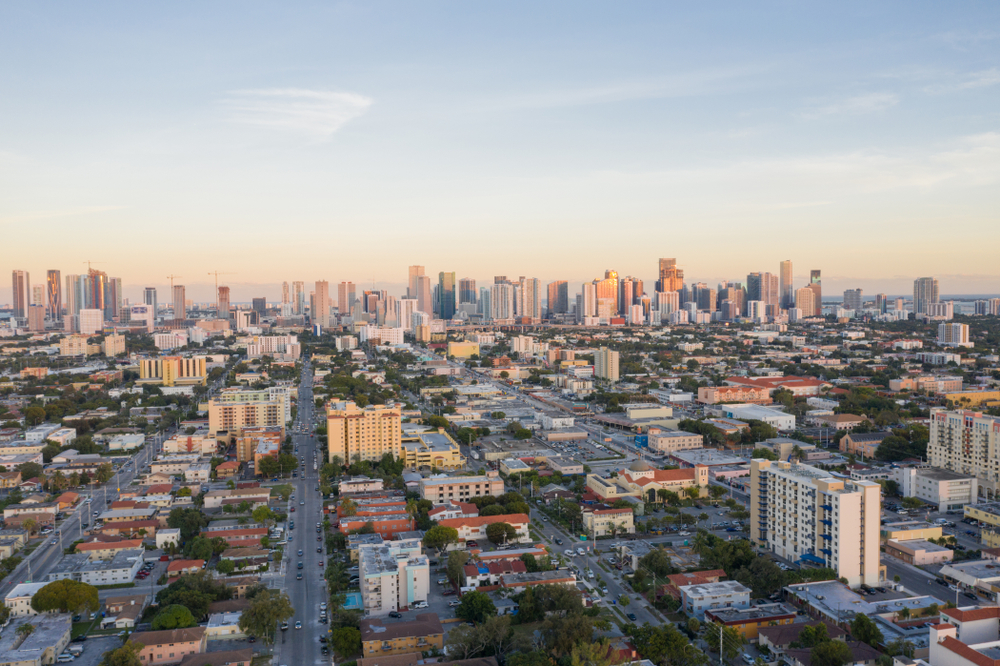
xmin=448 ymin=600 xmax=461 ymax=607
xmin=412 ymin=601 xmax=428 ymax=609
xmin=564 ymin=549 xmax=575 ymax=557
xmin=678 ymin=531 xmax=691 ymax=537
xmin=576 ymin=548 xmax=586 ymax=556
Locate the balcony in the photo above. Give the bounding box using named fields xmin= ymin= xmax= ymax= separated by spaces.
xmin=820 ymin=548 xmax=832 ymax=556
xmin=820 ymin=518 xmax=832 ymax=526
xmin=820 ymin=504 xmax=833 ymax=511
xmin=820 ymin=533 xmax=831 ymax=540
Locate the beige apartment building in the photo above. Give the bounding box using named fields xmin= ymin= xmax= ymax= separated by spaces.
xmin=209 ymin=396 xmax=284 ymax=437
xmin=928 ymin=408 xmax=1000 ymax=500
xmin=647 ymin=428 xmax=704 ymax=453
xmin=750 ymin=459 xmax=881 ymax=588
xmin=595 ymin=347 xmax=620 ymax=382
xmin=139 ymin=356 xmax=207 ymax=387
xmin=418 ymin=471 xmax=504 ymax=503
xmin=327 ymin=401 xmax=402 ymax=464
xmin=583 ymin=507 xmax=635 ymax=537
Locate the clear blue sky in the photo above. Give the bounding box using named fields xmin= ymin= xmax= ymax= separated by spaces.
xmin=1 ymin=2 xmax=998 ymax=301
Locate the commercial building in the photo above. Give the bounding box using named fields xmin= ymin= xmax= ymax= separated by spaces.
xmin=139 ymin=356 xmax=208 ymax=386
xmin=360 ymin=613 xmax=443 ymax=657
xmin=879 ymin=520 xmax=943 ymax=543
xmin=891 ymin=467 xmax=978 ymax=510
xmin=750 ymin=459 xmax=881 ymax=587
xmin=679 ymin=580 xmax=751 ymax=619
xmin=594 ymin=347 xmax=620 ymax=382
xmin=446 ymin=341 xmax=479 ymax=359
xmin=357 ymin=539 xmax=429 ymax=617
xmin=582 ymin=507 xmax=635 ymax=537
xmin=704 ymin=603 xmax=796 ymax=640
xmin=890 ymin=375 xmax=964 ymax=394
xmin=400 ymin=430 xmax=464 ymax=471
xmin=942 ymin=390 xmax=1000 ymax=408
xmin=718 ymin=404 xmax=796 ymax=431
xmin=0 ymin=614 xmax=71 ymax=666
xmin=646 ymin=428 xmax=703 ymax=454
xmin=327 ymin=401 xmax=402 ymax=464
xmin=725 ymin=376 xmax=829 ymax=397
xmin=964 ymin=503 xmax=1000 ymax=548
xmin=883 ymin=538 xmax=954 ymax=566
xmin=928 ymin=409 xmax=1000 ymax=500
xmin=418 ymin=471 xmax=503 ymax=503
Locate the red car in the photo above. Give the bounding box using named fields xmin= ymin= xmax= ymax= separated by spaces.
xmin=290 ymin=507 xmax=296 ymax=513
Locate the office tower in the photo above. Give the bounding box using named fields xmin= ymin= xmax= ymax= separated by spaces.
xmin=107 ymin=277 xmax=122 ymax=320
xmin=45 ymin=270 xmax=62 ymax=321
xmin=595 ymin=347 xmax=620 ymax=382
xmin=594 ymin=271 xmax=619 ymax=314
xmin=142 ymin=287 xmax=157 ymax=321
xmin=913 ymin=277 xmax=940 ymax=315
xmin=938 ymin=323 xmax=971 ymax=347
xmin=619 ymin=278 xmax=634 ymax=315
xmin=656 ymin=291 xmax=679 ymax=317
xmin=875 ymin=293 xmax=888 ymax=314
xmin=79 ymin=308 xmax=103 ymax=335
xmin=84 ymin=269 xmax=107 ymax=315
xmin=326 ymin=401 xmax=402 ymax=464
xmin=580 ymin=283 xmax=597 ymax=319
xmin=411 ymin=277 xmax=430 ymax=315
xmin=397 ymin=299 xmax=418 ymax=330
xmin=807 ymin=270 xmax=822 ymax=316
xmin=779 ymin=260 xmax=793 ymax=308
xmin=750 ymin=459 xmax=881 ymax=587
xmin=479 ymin=288 xmax=492 ymax=322
xmin=795 ymin=287 xmax=815 ymax=317
xmin=170 ymin=285 xmax=186 ymax=320
xmin=691 ymin=283 xmax=716 ymax=312
xmin=217 ymin=286 xmax=231 ymax=319
xmin=27 ymin=305 xmax=45 ymax=331
xmin=928 ymin=408 xmax=1000 ymax=497
xmin=490 ymin=282 xmax=514 ymax=320
xmin=517 ymin=277 xmax=541 ymax=320
xmin=438 ymin=272 xmax=456 ymax=320
xmin=747 ymin=273 xmax=777 ymax=310
xmin=458 ymin=278 xmax=477 ymax=305
xmin=31 ymin=284 xmax=45 ymax=307
xmin=336 ymin=281 xmax=356 ymax=315
xmin=719 ymin=284 xmax=745 ymax=317
xmin=843 ymin=289 xmax=863 ymax=312
xmin=547 ymin=281 xmax=568 ymax=316
xmin=11 ymin=270 xmax=30 ymax=319
xmin=292 ymin=281 xmax=305 ymax=315
xmin=280 ymin=282 xmax=289 ymax=307
xmin=407 ymin=266 xmax=425 ymax=298
xmin=655 ymin=258 xmax=684 ymax=292
xmin=312 ymin=281 xmax=330 ymax=326
xmin=252 ymin=297 xmax=267 ymax=315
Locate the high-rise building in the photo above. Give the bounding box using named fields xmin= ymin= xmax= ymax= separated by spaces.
xmin=779 ymin=260 xmax=793 ymax=309
xmin=407 ymin=266 xmax=424 ymax=299
xmin=172 ymin=285 xmax=186 ymax=320
xmin=337 ymin=282 xmax=356 ymax=315
xmin=107 ymin=277 xmax=122 ymax=321
xmin=795 ymin=287 xmax=815 ymax=317
xmin=479 ymin=288 xmax=492 ymax=322
xmin=458 ymin=278 xmax=477 ymax=305
xmin=293 ymin=281 xmax=305 ymax=315
xmin=595 ymin=347 xmax=620 ymax=382
xmin=315 ymin=280 xmax=330 ymax=327
xmin=692 ymin=283 xmax=716 ymax=312
xmin=928 ymin=408 xmax=1000 ymax=498
xmin=327 ymin=401 xmax=402 ymax=464
xmin=438 ymin=272 xmax=456 ymax=320
xmin=218 ymin=286 xmax=231 ymax=319
xmin=975 ymin=299 xmax=1000 ymax=316
xmin=517 ymin=277 xmax=541 ymax=320
xmin=143 ymin=287 xmax=158 ymax=322
xmin=252 ymin=297 xmax=267 ymax=315
xmin=281 ymin=282 xmax=290 ymax=306
xmin=490 ymin=282 xmax=514 ymax=320
xmin=750 ymin=459 xmax=881 ymax=587
xmin=938 ymin=323 xmax=971 ymax=347
xmin=655 ymin=258 xmax=683 ymax=293
xmin=875 ymin=293 xmax=888 ymax=314
xmin=45 ymin=270 xmax=62 ymax=321
xmin=746 ymin=273 xmax=778 ymax=312
xmin=11 ymin=270 xmax=30 ymax=319
xmin=843 ymin=289 xmax=863 ymax=312
xmin=79 ymin=308 xmax=103 ymax=335
xmin=580 ymin=283 xmax=597 ymax=320
xmin=913 ymin=277 xmax=940 ymax=315
xmin=27 ymin=305 xmax=45 ymax=331
xmin=547 ymin=281 xmax=568 ymax=316
xmin=594 ymin=271 xmax=619 ymax=315
xmin=808 ymin=270 xmax=822 ymax=317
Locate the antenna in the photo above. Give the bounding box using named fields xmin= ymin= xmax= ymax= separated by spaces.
xmin=167 ymin=275 xmax=182 ymax=290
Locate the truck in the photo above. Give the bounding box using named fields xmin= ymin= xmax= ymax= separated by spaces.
xmin=471 ymin=451 xmax=480 ymax=460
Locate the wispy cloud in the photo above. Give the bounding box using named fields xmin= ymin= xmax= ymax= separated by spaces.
xmin=222 ymin=88 xmax=373 ymax=140
xmin=800 ymin=92 xmax=899 ymax=119
xmin=924 ymin=67 xmax=1000 ymax=93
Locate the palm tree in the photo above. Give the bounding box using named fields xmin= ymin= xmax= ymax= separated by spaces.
xmin=22 ymin=518 xmax=38 ymax=536
xmin=656 ymin=488 xmax=669 ymax=504
xmin=609 ymin=523 xmax=619 ymax=539
xmin=898 ymin=607 xmax=911 ymax=621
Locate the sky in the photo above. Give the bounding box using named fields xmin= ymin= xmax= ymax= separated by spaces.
xmin=1 ymin=2 xmax=999 ymax=303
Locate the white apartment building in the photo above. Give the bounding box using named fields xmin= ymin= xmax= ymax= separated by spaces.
xmin=79 ymin=308 xmax=103 ymax=335
xmin=750 ymin=459 xmax=881 ymax=588
xmin=583 ymin=508 xmax=635 ymax=537
xmin=680 ymin=581 xmax=751 ymax=619
xmin=891 ymin=466 xmax=978 ymax=511
xmin=538 ymin=412 xmax=575 ymax=430
xmin=358 ymin=539 xmax=429 ymax=617
xmin=4 ymin=582 xmax=48 ymax=617
xmin=938 ymin=322 xmax=972 ymax=348
xmin=928 ymin=408 xmax=1000 ymax=500
xmin=595 ymin=347 xmax=620 ymax=382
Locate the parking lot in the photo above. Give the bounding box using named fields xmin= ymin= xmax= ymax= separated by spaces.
xmin=66 ymin=636 xmax=121 ymax=666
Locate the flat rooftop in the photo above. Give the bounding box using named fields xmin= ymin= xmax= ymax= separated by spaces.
xmin=679 ymin=580 xmax=750 ymax=598
xmin=786 ymin=580 xmax=945 ymax=622
xmin=669 ymin=448 xmax=745 ymax=467
xmin=941 ymin=559 xmax=1000 ymax=580
xmin=420 ymin=474 xmax=494 ymax=486
xmin=920 ymin=468 xmax=976 ymax=481
xmin=706 ymin=603 xmax=795 ymax=622
xmin=0 ymin=615 xmax=71 ymax=660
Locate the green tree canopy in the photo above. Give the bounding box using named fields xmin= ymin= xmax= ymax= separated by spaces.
xmin=30 ymin=580 xmax=99 ymax=615
xmin=237 ymin=588 xmax=295 ymax=645
xmin=810 ymin=640 xmax=854 ymax=666
xmin=422 ymin=525 xmax=459 ymax=550
xmin=151 ymin=604 xmax=196 ymax=630
xmin=485 ymin=521 xmax=517 ymax=545
xmin=330 ymin=626 xmax=361 ymax=658
xmin=455 ymin=590 xmax=496 ymax=625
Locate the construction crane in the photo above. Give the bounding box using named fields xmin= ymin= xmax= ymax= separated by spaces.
xmin=208 ymin=271 xmax=236 ymax=311
xmin=167 ymin=275 xmax=182 ymax=290
xmin=82 ymin=260 xmax=104 ymax=272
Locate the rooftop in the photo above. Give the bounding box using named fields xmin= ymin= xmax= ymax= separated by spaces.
xmin=669 ymin=448 xmax=745 ymax=466
xmin=705 ymin=603 xmax=796 ymax=623
xmin=679 ymin=580 xmax=750 ymax=598
xmin=0 ymin=614 xmax=71 ymax=661
xmin=785 ymin=580 xmax=945 ymax=622
xmin=360 ymin=613 xmax=443 ymax=642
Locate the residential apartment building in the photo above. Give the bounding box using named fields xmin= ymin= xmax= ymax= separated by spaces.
xmin=928 ymin=408 xmax=1000 ymax=499
xmin=131 ymin=627 xmax=207 ymax=665
xmin=697 ymin=385 xmax=772 ymax=405
xmin=435 ymin=514 xmax=530 ymax=545
xmin=327 ymin=401 xmax=402 ymax=464
xmin=418 ymin=471 xmax=503 ymax=503
xmin=942 ymin=390 xmax=1000 ymax=408
xmin=400 ymin=430 xmax=464 ymax=471
xmin=360 ymin=614 xmax=443 ymax=658
xmin=208 ymin=392 xmax=286 ymax=437
xmin=594 ymin=347 xmax=620 ymax=382
xmin=889 ymin=375 xmax=963 ymax=394
xmin=647 ymin=428 xmax=704 ymax=453
xmin=839 ymin=432 xmax=889 ymax=458
xmin=139 ymin=356 xmax=208 ymax=387
xmin=939 ymin=322 xmax=972 ymax=347
xmin=357 ymin=539 xmax=429 ymax=617
xmin=750 ymin=459 xmax=881 ymax=587
xmin=680 ymin=580 xmax=751 ymax=619
xmin=4 ymin=581 xmax=48 ymax=617
xmin=583 ymin=507 xmax=635 ymax=537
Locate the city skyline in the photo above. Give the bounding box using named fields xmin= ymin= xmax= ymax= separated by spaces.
xmin=1 ymin=3 xmax=999 ymax=291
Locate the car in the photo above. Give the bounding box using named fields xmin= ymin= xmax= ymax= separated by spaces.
xmin=295 ymin=621 xmax=302 ymax=629
xmin=564 ymin=549 xmax=575 ymax=557
xmin=412 ymin=601 xmax=428 ymax=609
xmin=449 ymin=600 xmax=462 ymax=607
xmin=467 ymin=541 xmax=478 ymax=548
xmin=742 ymin=654 xmax=755 ymax=665
xmin=50 ymin=538 xmax=58 ymax=545
xmin=317 ymin=547 xmax=322 ymax=553
xmin=296 ymin=573 xmax=303 ymax=580
xmin=298 ymin=562 xmax=303 ymax=569
xmin=936 ymin=578 xmax=949 ymax=586
xmin=71 ymin=636 xmax=87 ymax=643
xmin=319 ymin=560 xmax=324 ymax=567
xmin=442 ymin=589 xmax=456 ymax=596
xmin=966 ymin=592 xmax=978 ymax=600
xmin=437 ymin=578 xmax=448 ymax=585
xmin=290 ymin=507 xmax=296 ymax=513
xmin=247 ymin=637 xmax=256 ymax=643
xmin=627 ymin=613 xmax=637 ymax=621
xmin=298 ymin=549 xmax=303 ymax=556
xmin=281 ymin=622 xmax=288 ymax=631
xmin=317 ymin=535 xmax=321 ymax=541
xmin=577 ymin=548 xmax=586 ymax=556
xmin=388 ymin=611 xmax=402 ymax=618
xmin=300 ymin=501 xmax=305 ymax=505
xmin=288 ymin=536 xmax=293 ymax=542
xmin=319 ymin=637 xmax=328 ymax=644
xmin=321 ymin=647 xmax=329 ymax=655
xmin=678 ymin=531 xmax=691 ymax=537
xmin=554 ymin=538 xmax=563 ymax=545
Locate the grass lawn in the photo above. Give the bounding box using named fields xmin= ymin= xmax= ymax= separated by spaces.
xmin=95 ymin=582 xmax=136 ymax=590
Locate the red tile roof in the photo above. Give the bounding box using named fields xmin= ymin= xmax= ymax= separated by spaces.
xmin=438 ymin=513 xmax=530 ymax=529
xmin=77 ymin=539 xmax=143 ymax=552
xmin=167 ymin=559 xmax=205 ymax=572
xmin=939 ymin=636 xmax=1000 ymax=666
xmin=942 ymin=607 xmax=1000 ymax=622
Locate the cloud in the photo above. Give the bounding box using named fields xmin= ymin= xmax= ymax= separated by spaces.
xmin=924 ymin=68 xmax=1000 ymax=93
xmin=222 ymin=88 xmax=373 ymax=140
xmin=800 ymin=92 xmax=899 ymax=118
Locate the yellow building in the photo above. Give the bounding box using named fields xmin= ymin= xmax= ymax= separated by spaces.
xmin=59 ymin=335 xmax=90 ymax=357
xmin=943 ymin=390 xmax=1000 ymax=408
xmin=401 ymin=429 xmax=465 ymax=471
xmin=327 ymin=401 xmax=402 ymax=464
xmin=101 ymin=334 xmax=127 ymax=357
xmin=360 ymin=614 xmax=443 ymax=657
xmin=879 ymin=520 xmax=943 ymax=544
xmin=139 ymin=356 xmax=207 ymax=387
xmin=446 ymin=341 xmax=480 ymax=359
xmin=583 ymin=507 xmax=635 ymax=537
xmin=965 ymin=504 xmax=1000 ymax=548
xmin=209 ymin=398 xmax=284 ymax=436
xmin=586 ymin=474 xmax=641 ymax=502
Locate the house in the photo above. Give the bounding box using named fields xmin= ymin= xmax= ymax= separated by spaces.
xmin=703 ymin=603 xmax=796 ymax=640
xmin=758 ymin=621 xmax=846 ymax=657
xmin=205 ymin=611 xmax=246 ymax=639
xmin=200 ymin=528 xmax=267 ymax=549
xmin=0 ymin=471 xmax=21 ymax=488
xmin=426 ymin=502 xmax=479 ymax=521
xmin=55 ymin=491 xmax=80 ymax=510
xmin=659 ymin=570 xmax=728 ymax=600
xmin=499 ymin=570 xmax=578 ymax=591
xmin=360 ymin=613 xmax=444 ymax=657
xmin=215 ymin=461 xmax=240 ymax=479
xmin=167 ymin=560 xmax=205 ymax=578
xmin=130 ymin=627 xmax=207 ymax=665
xmin=839 ymin=432 xmax=889 ymax=458
xmin=99 ymin=519 xmax=160 ymax=538
xmin=178 ymin=649 xmax=253 ymax=666
xmin=435 ymin=514 xmax=530 ymax=545
xmin=784 ymin=641 xmax=880 ymax=666
xmin=102 ymin=594 xmax=148 ymax=629
xmin=358 ymin=655 xmax=496 ymax=666
xmin=462 ymin=560 xmax=529 ymax=588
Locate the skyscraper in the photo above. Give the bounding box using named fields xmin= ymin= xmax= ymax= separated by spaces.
xmin=655 ymin=258 xmax=684 ymax=293
xmin=747 ymin=273 xmax=778 ymax=310
xmin=490 ymin=282 xmax=514 ymax=320
xmin=875 ymin=293 xmax=888 ymax=314
xmin=172 ymin=285 xmax=186 ymax=320
xmin=518 ymin=277 xmax=541 ymax=320
xmin=843 ymin=289 xmax=863 ymax=312
xmin=315 ymin=280 xmax=330 ymax=327
xmin=11 ymin=270 xmax=30 ymax=319
xmin=407 ymin=266 xmax=424 ymax=299
xmin=337 ymin=282 xmax=356 ymax=314
xmin=438 ymin=272 xmax=456 ymax=320
xmin=46 ymin=270 xmax=62 ymax=321
xmin=779 ymin=260 xmax=793 ymax=308
xmin=547 ymin=281 xmax=568 ymax=316
xmin=479 ymin=288 xmax=492 ymax=321
xmin=692 ymin=283 xmax=716 ymax=312
xmin=293 ymin=281 xmax=305 ymax=315
xmin=252 ymin=297 xmax=267 ymax=314
xmin=458 ymin=278 xmax=477 ymax=304
xmin=913 ymin=277 xmax=939 ymax=315
xmin=595 ymin=347 xmax=620 ymax=382
xmin=143 ymin=287 xmax=158 ymax=321
xmin=281 ymin=282 xmax=290 ymax=306
xmin=218 ymin=286 xmax=231 ymax=319
xmin=808 ymin=270 xmax=822 ymax=317
xmin=795 ymin=287 xmax=815 ymax=317
xmin=594 ymin=271 xmax=619 ymax=314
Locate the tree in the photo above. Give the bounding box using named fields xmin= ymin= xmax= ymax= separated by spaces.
xmin=151 ymin=604 xmax=196 ymax=630
xmin=340 ymin=498 xmax=358 ymax=517
xmin=98 ymin=642 xmax=145 ymax=666
xmin=485 ymin=522 xmax=517 ymax=545
xmin=95 ymin=463 xmax=115 ymax=484
xmin=252 ymin=506 xmax=277 ymax=528
xmin=15 ymin=622 xmax=35 ymax=638
xmin=422 ymin=525 xmax=459 ymax=551
xmin=237 ymin=588 xmax=294 ymax=645
xmin=810 ymin=640 xmax=854 ymax=666
xmin=751 ymin=448 xmax=779 ymax=461
xmin=22 ymin=518 xmax=38 ymax=535
xmin=850 ymin=613 xmax=884 ymax=648
xmin=257 ymin=456 xmax=280 ymax=478
xmin=185 ymin=537 xmax=214 ymax=561
xmin=734 ymin=558 xmax=786 ymax=598
xmin=541 ymin=614 xmax=594 ymax=656
xmin=216 ymin=560 xmax=235 ymax=575
xmin=30 ymin=580 xmax=99 ymax=615
xmin=705 ymin=622 xmax=744 ymax=661
xmin=167 ymin=507 xmax=210 ymax=543
xmin=455 ymin=590 xmax=496 ymax=625
xmin=570 ymin=639 xmax=614 ymax=666
xmin=24 ymin=406 xmax=45 ymax=426
xmin=17 ymin=462 xmax=43 ymax=482
xmin=330 ymin=626 xmax=361 ymax=658
xmin=797 ymin=623 xmax=829 ymax=648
